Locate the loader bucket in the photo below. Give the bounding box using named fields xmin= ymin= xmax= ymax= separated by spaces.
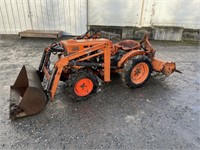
xmin=10 ymin=65 xmax=47 ymax=120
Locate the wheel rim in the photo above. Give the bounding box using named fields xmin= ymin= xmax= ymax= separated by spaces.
xmin=74 ymin=78 xmax=94 ymax=97
xmin=131 ymin=62 xmax=149 ymax=84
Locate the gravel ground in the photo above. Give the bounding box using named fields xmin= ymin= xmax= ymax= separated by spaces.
xmin=0 ymin=35 xmax=200 ymax=149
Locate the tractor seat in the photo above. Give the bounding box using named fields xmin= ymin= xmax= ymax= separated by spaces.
xmin=115 ymin=40 xmax=140 ymax=51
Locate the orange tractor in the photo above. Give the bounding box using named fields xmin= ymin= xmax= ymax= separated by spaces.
xmin=10 ymin=29 xmax=177 ymax=120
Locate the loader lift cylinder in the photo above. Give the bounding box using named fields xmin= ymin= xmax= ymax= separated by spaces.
xmin=44 ymin=67 xmax=57 ymax=100
xmin=37 ymin=49 xmax=51 ymax=81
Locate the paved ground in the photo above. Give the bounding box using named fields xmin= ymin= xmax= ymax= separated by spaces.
xmin=0 ymin=35 xmax=199 ymax=149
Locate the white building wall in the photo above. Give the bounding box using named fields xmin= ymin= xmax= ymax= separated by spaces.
xmin=152 ymin=0 xmax=200 ymax=29
xmin=0 ymin=0 xmax=199 ymax=35
xmin=88 ymin=0 xmax=200 ymax=29
xmin=0 ymin=0 xmax=87 ymax=35
xmin=88 ymin=0 xmax=142 ymax=26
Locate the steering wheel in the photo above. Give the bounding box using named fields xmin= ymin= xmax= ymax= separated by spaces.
xmin=76 ymin=29 xmax=100 ymax=39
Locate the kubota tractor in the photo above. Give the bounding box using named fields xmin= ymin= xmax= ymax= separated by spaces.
xmin=10 ymin=29 xmax=177 ymax=120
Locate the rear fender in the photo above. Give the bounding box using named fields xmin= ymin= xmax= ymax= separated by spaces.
xmin=117 ymin=50 xmax=146 ymax=68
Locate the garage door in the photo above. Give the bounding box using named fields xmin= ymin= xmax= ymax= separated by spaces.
xmin=0 ymin=0 xmax=87 ymax=35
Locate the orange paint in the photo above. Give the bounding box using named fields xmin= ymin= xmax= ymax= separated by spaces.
xmin=151 ymin=58 xmax=176 ymax=76
xmin=74 ymin=78 xmax=94 ymax=96
xmin=44 ymin=33 xmax=175 ymax=100
xmin=131 ymin=62 xmax=149 ymax=84
xmin=118 ymin=50 xmax=146 ymax=68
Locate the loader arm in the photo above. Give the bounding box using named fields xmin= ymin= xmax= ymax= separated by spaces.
xmin=43 ymin=42 xmax=111 ymax=100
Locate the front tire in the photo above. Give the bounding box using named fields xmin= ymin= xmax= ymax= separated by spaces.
xmin=66 ymin=70 xmax=98 ymax=101
xmin=121 ymin=55 xmax=152 ymax=88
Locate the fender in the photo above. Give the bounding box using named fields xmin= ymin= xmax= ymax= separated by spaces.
xmin=117 ymin=50 xmax=147 ymax=68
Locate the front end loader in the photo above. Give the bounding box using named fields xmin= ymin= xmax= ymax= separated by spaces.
xmin=10 ymin=29 xmax=178 ymax=120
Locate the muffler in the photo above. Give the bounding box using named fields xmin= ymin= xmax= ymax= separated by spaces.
xmin=10 ymin=65 xmax=47 ymax=120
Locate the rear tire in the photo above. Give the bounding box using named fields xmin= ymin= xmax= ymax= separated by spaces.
xmin=66 ymin=70 xmax=98 ymax=102
xmin=121 ymin=55 xmax=152 ymax=88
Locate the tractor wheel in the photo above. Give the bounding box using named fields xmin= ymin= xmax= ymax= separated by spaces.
xmin=121 ymin=55 xmax=152 ymax=88
xmin=66 ymin=70 xmax=98 ymax=102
